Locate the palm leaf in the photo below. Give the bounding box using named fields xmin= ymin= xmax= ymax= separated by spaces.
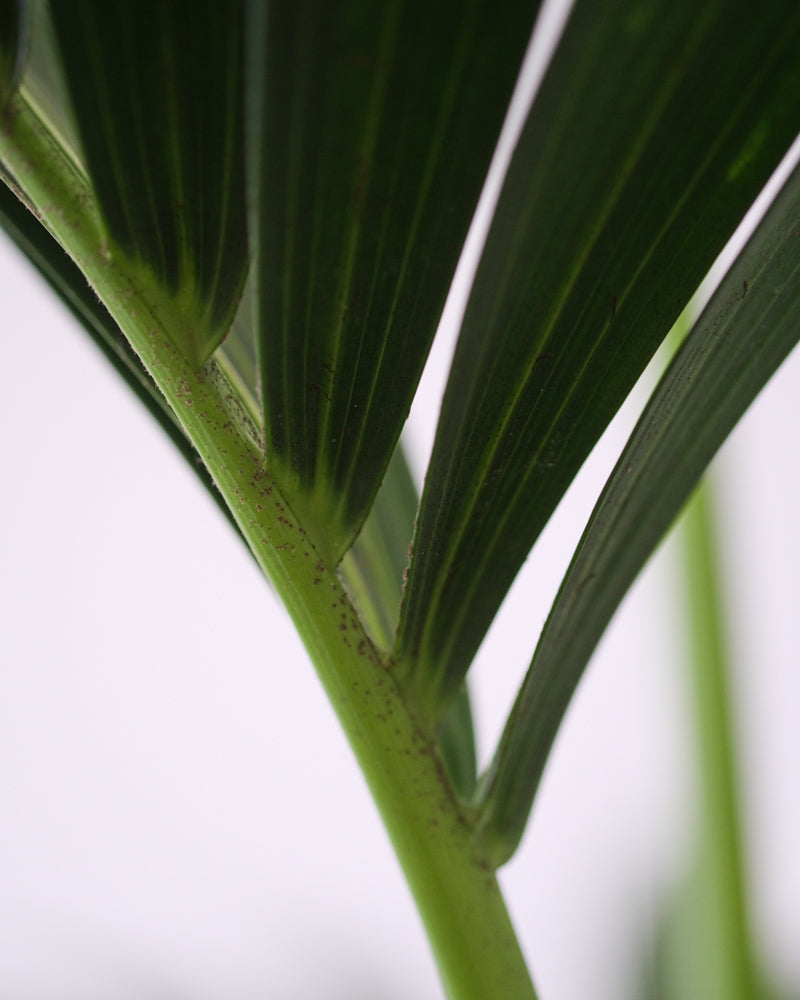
xmin=245 ymin=0 xmax=541 ymax=562
xmin=395 ymin=0 xmax=800 ymax=722
xmin=477 ymin=153 xmax=800 ymax=867
xmin=0 ymin=0 xmax=22 ymax=108
xmin=48 ymin=0 xmax=249 ymax=364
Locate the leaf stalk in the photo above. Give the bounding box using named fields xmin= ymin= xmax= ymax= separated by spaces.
xmin=0 ymin=90 xmax=537 ymax=1000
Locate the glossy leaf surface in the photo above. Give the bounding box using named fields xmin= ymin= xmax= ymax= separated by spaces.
xmin=478 ymin=155 xmax=800 ymax=866
xmin=247 ymin=0 xmax=540 ymax=560
xmin=396 ymin=0 xmax=800 ymax=720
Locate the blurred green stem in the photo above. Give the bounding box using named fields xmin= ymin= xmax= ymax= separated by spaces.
xmin=681 ymin=478 xmax=759 ymax=1000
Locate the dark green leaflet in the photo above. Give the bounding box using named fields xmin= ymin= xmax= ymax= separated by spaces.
xmin=247 ymin=0 xmax=541 ymax=562
xmin=395 ymin=0 xmax=800 ymax=725
xmin=49 ymin=1 xmax=249 ymax=365
xmin=479 ymin=153 xmax=800 ymax=866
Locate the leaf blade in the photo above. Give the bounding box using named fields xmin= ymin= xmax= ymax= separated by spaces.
xmin=247 ymin=0 xmax=541 ymax=559
xmin=478 ymin=152 xmax=800 ymax=866
xmin=396 ymin=0 xmax=800 ymax=720
xmin=48 ymin=1 xmax=249 ymax=364
xmin=0 ymin=0 xmax=23 ymax=109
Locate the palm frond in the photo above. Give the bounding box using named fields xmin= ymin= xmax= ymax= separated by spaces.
xmin=478 ymin=152 xmax=800 ymax=866
xmin=246 ymin=0 xmax=540 ymax=560
xmin=395 ymin=0 xmax=800 ymax=724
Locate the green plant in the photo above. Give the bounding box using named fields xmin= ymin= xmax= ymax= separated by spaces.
xmin=2 ymin=1 xmax=799 ymax=997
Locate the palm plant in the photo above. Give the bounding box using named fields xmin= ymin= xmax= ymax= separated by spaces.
xmin=2 ymin=0 xmax=800 ymax=997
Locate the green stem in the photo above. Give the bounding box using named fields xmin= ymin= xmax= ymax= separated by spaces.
xmin=681 ymin=479 xmax=759 ymax=1000
xmin=1 ymin=92 xmax=537 ymax=1000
